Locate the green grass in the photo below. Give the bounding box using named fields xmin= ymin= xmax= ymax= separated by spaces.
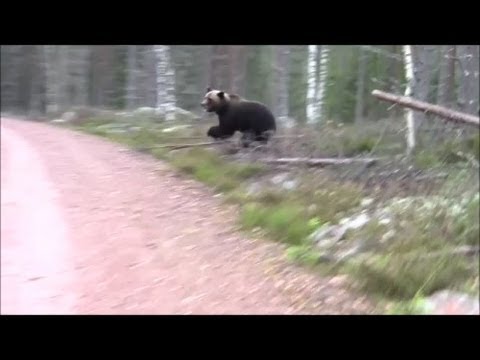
xmin=169 ymin=148 xmax=265 ymax=193
xmin=239 ymin=203 xmax=316 ymax=245
xmin=342 ymin=182 xmax=479 ymax=300
xmin=414 ymin=133 xmax=480 ymax=169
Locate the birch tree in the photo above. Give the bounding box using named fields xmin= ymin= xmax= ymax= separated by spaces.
xmin=403 ymin=45 xmax=416 ymax=154
xmin=317 ymin=45 xmax=329 ymax=122
xmin=413 ymin=45 xmax=437 ymax=131
xmin=307 ymin=45 xmax=318 ymax=124
xmin=154 ymin=45 xmax=176 ymax=120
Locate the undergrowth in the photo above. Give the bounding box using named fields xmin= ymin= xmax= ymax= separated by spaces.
xmin=67 ymin=115 xmax=479 ymax=313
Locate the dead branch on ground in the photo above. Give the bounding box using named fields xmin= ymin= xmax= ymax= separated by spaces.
xmin=136 ymin=141 xmax=231 ymax=151
xmin=260 ymin=157 xmax=381 ymax=167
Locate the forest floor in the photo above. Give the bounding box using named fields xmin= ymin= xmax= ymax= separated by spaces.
xmin=1 ymin=117 xmax=376 ymax=314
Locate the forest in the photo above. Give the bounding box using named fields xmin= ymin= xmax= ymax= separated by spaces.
xmin=1 ymin=45 xmax=479 ymax=314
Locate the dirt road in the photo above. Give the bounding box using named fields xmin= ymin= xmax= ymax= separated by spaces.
xmin=1 ymin=118 xmax=374 ymax=314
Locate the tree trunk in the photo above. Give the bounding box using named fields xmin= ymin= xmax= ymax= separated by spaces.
xmin=307 ymin=45 xmax=318 ymax=124
xmin=273 ymin=45 xmax=290 ymax=124
xmin=209 ymin=46 xmax=230 ymax=90
xmin=457 ymin=45 xmax=480 ymax=115
xmin=44 ymin=45 xmax=61 ymax=115
xmin=57 ymin=45 xmax=70 ymax=111
xmin=354 ymin=47 xmax=367 ymax=124
xmin=317 ymin=45 xmax=329 ymax=122
xmin=28 ymin=45 xmax=46 ymax=116
xmin=228 ymin=45 xmax=248 ymax=95
xmin=437 ymin=46 xmax=456 ymax=108
xmin=402 ymin=45 xmax=416 ymax=155
xmin=126 ymin=45 xmax=138 ymax=110
xmin=413 ymin=45 xmax=437 ymax=133
xmin=68 ymin=45 xmax=90 ymax=107
xmin=145 ymin=46 xmax=158 ymax=107
xmin=154 ymin=45 xmax=176 ymax=120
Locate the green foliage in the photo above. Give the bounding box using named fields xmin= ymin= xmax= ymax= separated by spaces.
xmin=240 ymin=203 xmax=312 ymax=245
xmin=324 ymin=46 xmax=358 ymax=123
xmin=296 ymin=177 xmax=364 ymax=223
xmin=386 ymin=296 xmax=430 ymax=315
xmin=322 ymin=46 xmax=404 ymax=123
xmin=465 ymin=133 xmax=480 ymax=160
xmin=236 ymin=175 xmax=363 ymax=246
xmin=345 ymin=190 xmax=479 ymax=300
xmin=286 ymin=245 xmax=322 ymax=267
xmin=350 ymin=253 xmax=471 ymax=299
xmin=170 ymin=148 xmax=265 ymax=193
xmin=414 ymin=132 xmax=480 ymax=169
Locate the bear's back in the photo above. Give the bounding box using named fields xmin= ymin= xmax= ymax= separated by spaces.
xmin=225 ymin=101 xmax=276 ymax=132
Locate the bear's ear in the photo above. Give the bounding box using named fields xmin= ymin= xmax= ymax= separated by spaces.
xmin=217 ymin=91 xmax=225 ymax=99
xmin=206 ymin=87 xmax=212 ymax=92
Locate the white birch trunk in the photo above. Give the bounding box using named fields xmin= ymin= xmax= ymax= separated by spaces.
xmin=307 ymin=45 xmax=318 ymax=124
xmin=403 ymin=45 xmax=415 ymax=154
xmin=317 ymin=45 xmax=329 ymax=122
xmin=154 ymin=45 xmax=176 ymax=121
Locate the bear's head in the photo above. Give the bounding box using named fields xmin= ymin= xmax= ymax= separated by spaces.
xmin=201 ymin=87 xmax=245 ymax=113
xmin=200 ymin=87 xmax=232 ymax=113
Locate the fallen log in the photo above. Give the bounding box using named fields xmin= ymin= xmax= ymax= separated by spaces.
xmin=372 ymin=89 xmax=479 ymax=128
xmin=417 ymin=246 xmax=479 ymax=260
xmin=137 ymin=141 xmax=230 ymax=151
xmin=260 ymin=157 xmax=380 ymax=167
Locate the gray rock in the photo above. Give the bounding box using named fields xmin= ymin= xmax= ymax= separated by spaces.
xmin=340 ymin=213 xmax=370 ymax=230
xmin=360 ymin=198 xmax=374 ymax=207
xmin=61 ymin=111 xmax=78 ymax=122
xmin=246 ymin=182 xmax=262 ymax=196
xmin=271 ymin=173 xmax=290 ymax=185
xmin=282 ymin=180 xmax=298 ymax=190
xmin=310 ymin=225 xmax=347 ymax=247
xmin=424 ymin=290 xmax=479 ymax=315
xmin=134 ymin=107 xmax=156 ymax=115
